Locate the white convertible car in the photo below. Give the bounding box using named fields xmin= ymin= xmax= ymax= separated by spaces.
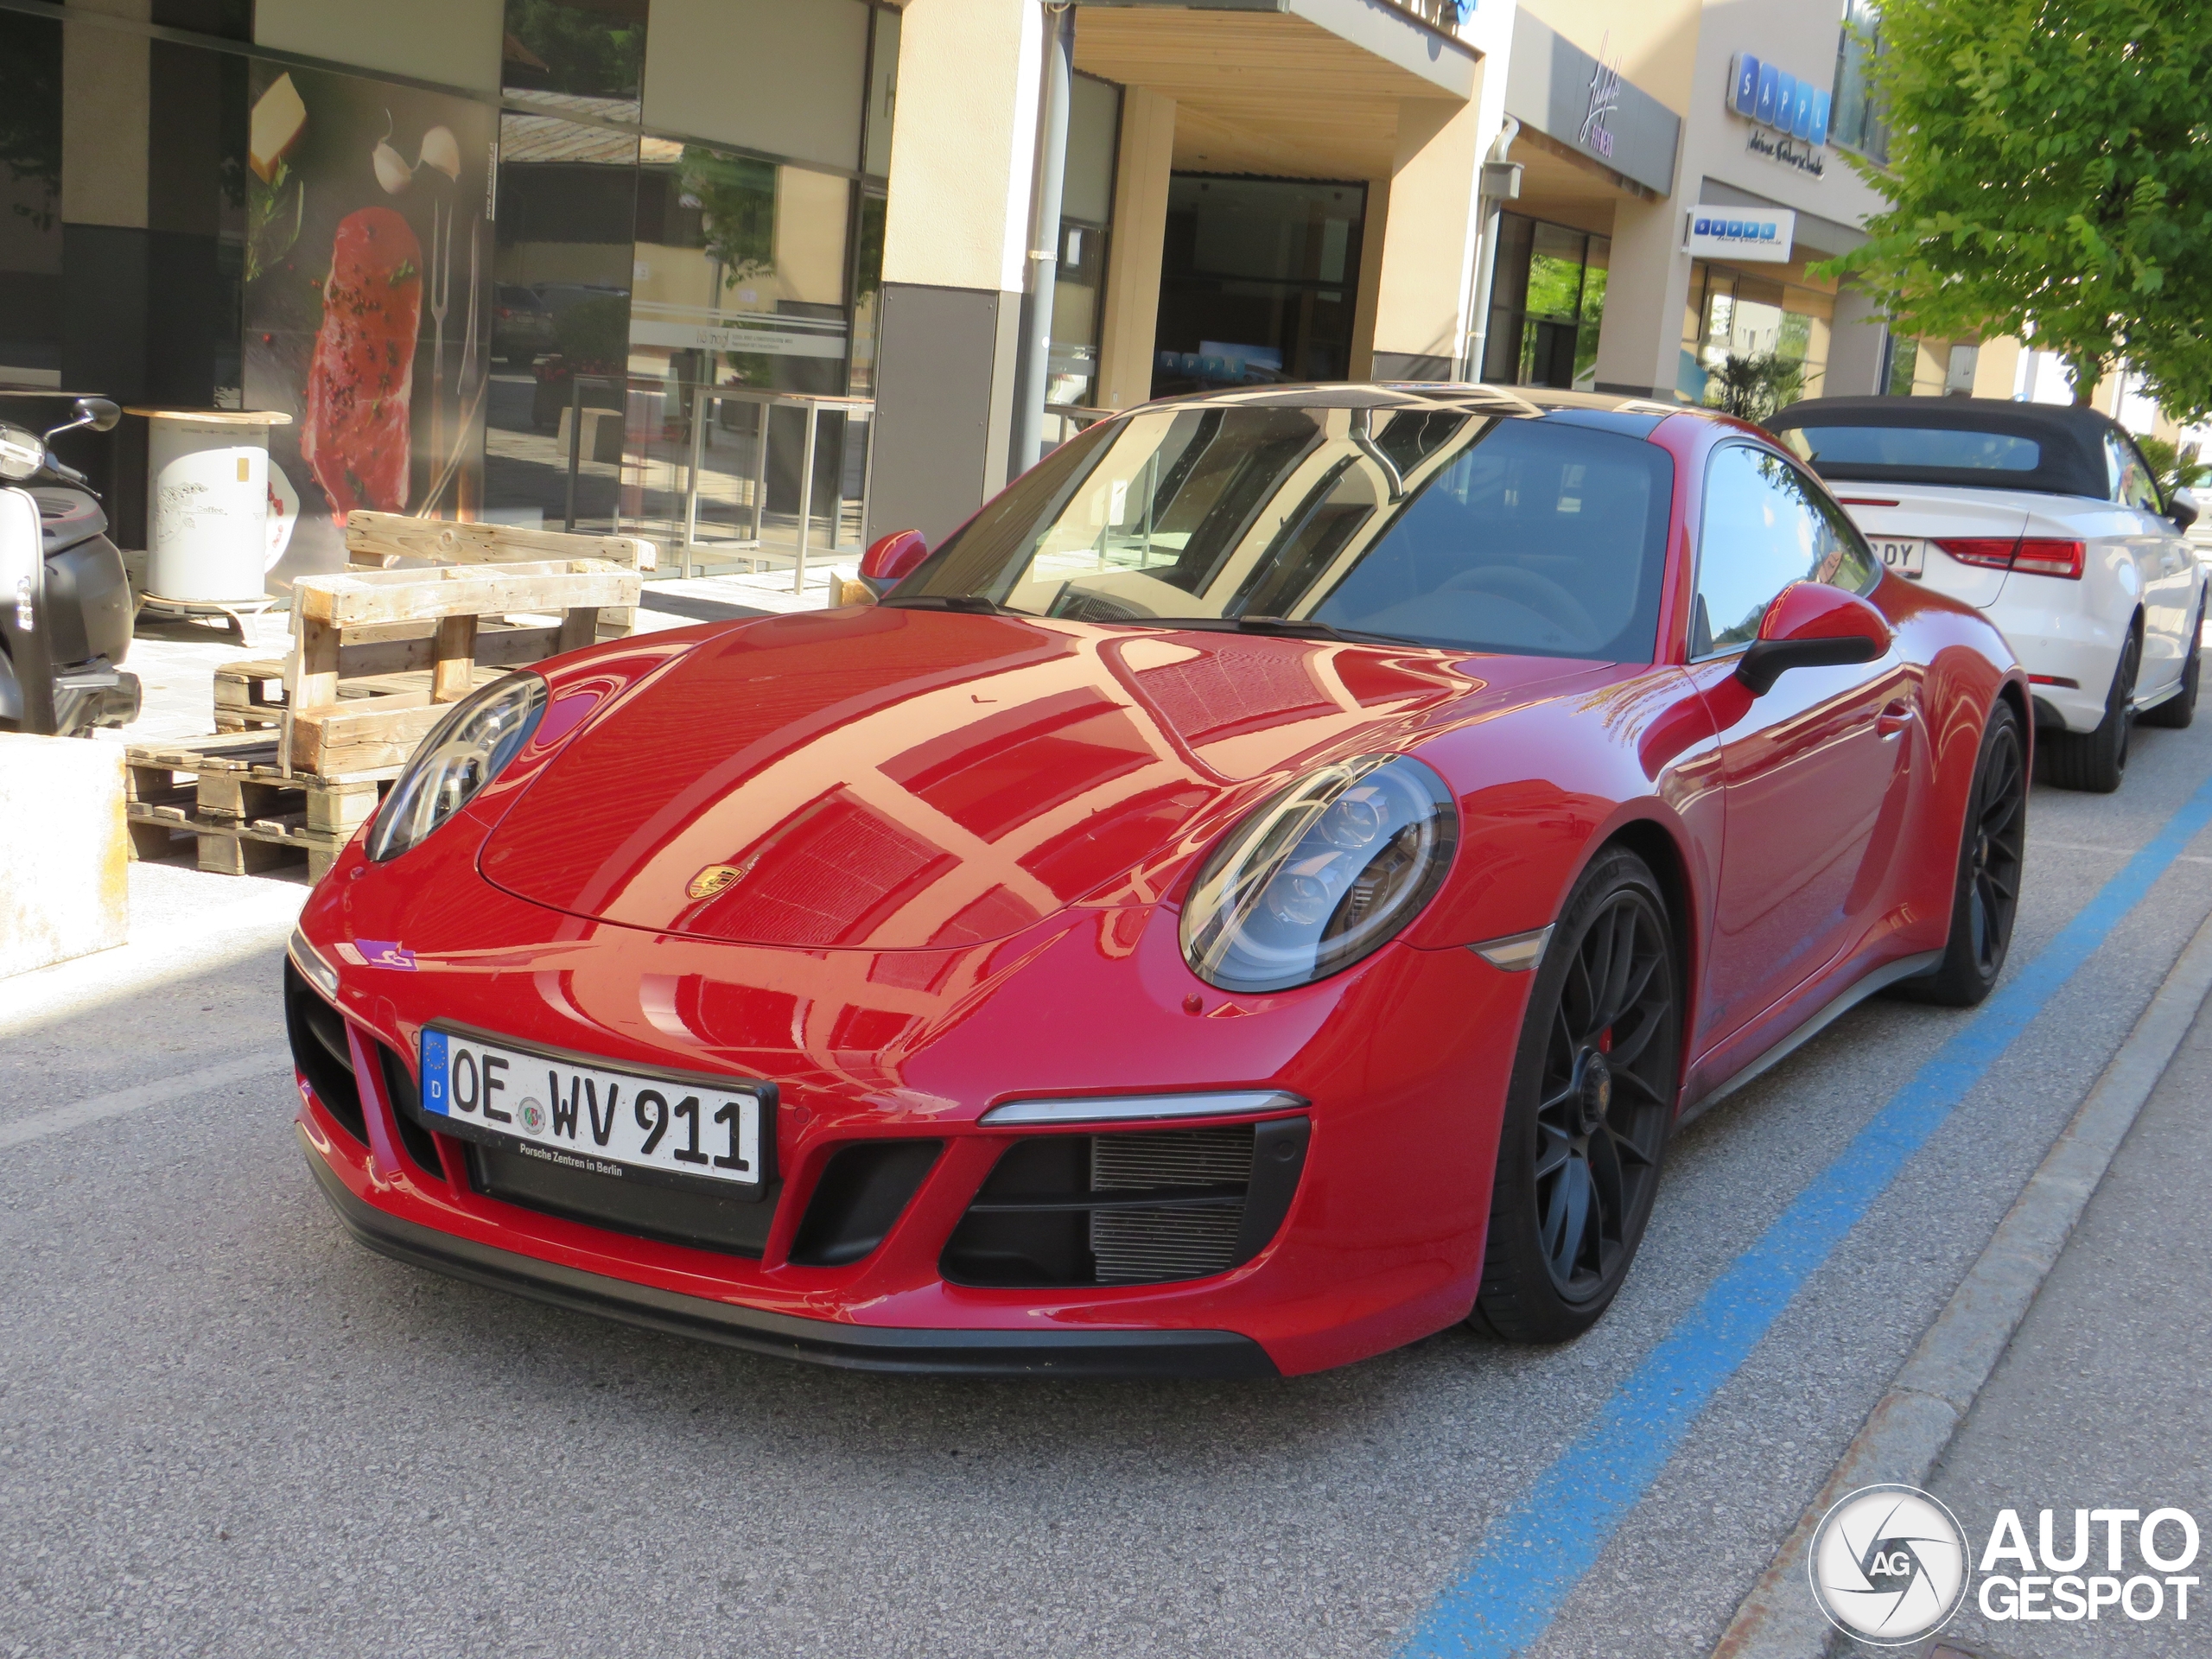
xmin=1773 ymin=398 xmax=2204 ymax=792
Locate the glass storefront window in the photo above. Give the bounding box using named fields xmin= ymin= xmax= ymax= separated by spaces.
xmin=1830 ymin=0 xmax=1887 ymax=162
xmin=1680 ymin=261 xmax=1834 ymax=410
xmin=503 ymin=0 xmax=647 ymax=117
xmin=0 ymin=10 xmax=61 ymax=390
xmin=1482 ymin=213 xmax=1608 ymax=391
xmin=1154 ymin=175 xmax=1366 ymax=396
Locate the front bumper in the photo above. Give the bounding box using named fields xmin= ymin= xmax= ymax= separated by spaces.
xmin=302 ymin=1128 xmax=1274 ymax=1377
xmin=291 ymin=853 xmax=1526 ymax=1376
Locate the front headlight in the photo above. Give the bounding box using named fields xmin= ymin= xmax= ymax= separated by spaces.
xmin=365 ymin=672 xmax=548 ymax=861
xmin=1179 ymin=754 xmax=1458 ymax=993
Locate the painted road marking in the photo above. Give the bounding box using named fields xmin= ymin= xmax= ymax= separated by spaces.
xmin=1401 ymin=772 xmax=2212 ymax=1657
xmin=0 ymin=1051 xmax=292 ymax=1152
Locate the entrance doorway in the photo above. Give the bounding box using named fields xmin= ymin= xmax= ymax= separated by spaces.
xmin=1152 ymin=175 xmax=1366 ymax=397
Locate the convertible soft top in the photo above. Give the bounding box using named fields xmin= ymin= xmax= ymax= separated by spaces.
xmin=1770 ymin=395 xmax=2126 ymax=499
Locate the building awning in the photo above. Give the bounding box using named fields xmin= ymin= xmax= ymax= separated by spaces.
xmin=1073 ymin=0 xmax=1476 ymax=180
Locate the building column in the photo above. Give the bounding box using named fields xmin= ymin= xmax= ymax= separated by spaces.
xmin=1365 ymin=91 xmax=1485 ymax=382
xmin=1827 ymin=283 xmax=1889 ymax=397
xmin=1591 ymin=193 xmax=1694 ymax=399
xmin=1093 ymin=86 xmax=1174 ymax=412
xmin=60 ymin=0 xmax=154 ymax=402
xmin=867 ymin=0 xmax=1041 ymax=547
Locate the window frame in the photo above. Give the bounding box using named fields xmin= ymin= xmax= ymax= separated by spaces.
xmin=1689 ymin=439 xmax=1882 ymax=663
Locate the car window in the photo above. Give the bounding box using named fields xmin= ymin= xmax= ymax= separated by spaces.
xmin=2105 ymin=431 xmax=2164 ymax=512
xmin=1783 ymin=424 xmax=2042 ymax=474
xmin=1694 ymin=443 xmax=1880 ymax=657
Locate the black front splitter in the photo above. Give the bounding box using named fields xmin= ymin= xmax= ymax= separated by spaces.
xmin=300 ymin=1129 xmax=1279 ymax=1380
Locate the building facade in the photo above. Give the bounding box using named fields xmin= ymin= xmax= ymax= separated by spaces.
xmin=0 ymin=0 xmax=2138 ymax=587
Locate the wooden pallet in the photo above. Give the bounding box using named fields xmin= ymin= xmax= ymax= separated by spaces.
xmin=286 ymin=558 xmax=641 ymax=774
xmin=124 ymin=733 xmax=388 ymax=880
xmin=345 ymin=512 xmax=655 ymax=634
xmin=216 ymin=653 xmax=505 ymax=732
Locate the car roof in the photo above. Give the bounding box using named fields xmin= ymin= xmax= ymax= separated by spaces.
xmin=1769 ymin=395 xmax=2119 ymax=499
xmin=1136 ymin=381 xmax=1717 ymax=440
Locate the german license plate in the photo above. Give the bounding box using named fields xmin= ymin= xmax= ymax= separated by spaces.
xmin=418 ymin=1028 xmax=772 ymax=1197
xmin=1872 ymin=537 xmax=1927 ymax=578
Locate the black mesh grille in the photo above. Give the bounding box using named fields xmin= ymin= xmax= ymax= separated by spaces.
xmin=283 ymin=960 xmax=365 ymax=1143
xmin=941 ymin=1118 xmax=1308 ymax=1288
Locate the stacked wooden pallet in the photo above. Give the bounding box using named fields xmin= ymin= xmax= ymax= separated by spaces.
xmin=124 ymin=732 xmax=384 ymax=879
xmin=132 ymin=534 xmax=645 ymax=878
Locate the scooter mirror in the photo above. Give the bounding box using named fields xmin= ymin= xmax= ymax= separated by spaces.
xmin=73 ymin=397 xmax=122 ymax=434
xmin=0 ymin=422 xmax=42 ymax=481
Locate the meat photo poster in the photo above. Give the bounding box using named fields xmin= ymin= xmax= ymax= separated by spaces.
xmin=242 ymin=64 xmax=495 ymax=587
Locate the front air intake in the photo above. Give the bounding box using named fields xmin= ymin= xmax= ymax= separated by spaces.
xmin=283 ymin=959 xmax=365 ymax=1143
xmin=940 ymin=1118 xmax=1309 ymax=1288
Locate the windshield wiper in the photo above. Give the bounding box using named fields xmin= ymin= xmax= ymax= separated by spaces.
xmin=879 ymin=594 xmax=1030 ymax=616
xmin=1223 ymin=613 xmax=1421 ymax=646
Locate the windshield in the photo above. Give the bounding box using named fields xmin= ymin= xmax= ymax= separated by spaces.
xmin=893 ymin=404 xmax=1675 ymax=662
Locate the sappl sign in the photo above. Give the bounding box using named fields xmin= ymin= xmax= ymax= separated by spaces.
xmin=1728 ymin=52 xmax=1831 ymax=148
xmin=1686 ymin=207 xmax=1796 ymax=263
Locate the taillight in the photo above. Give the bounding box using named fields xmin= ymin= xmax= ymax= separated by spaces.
xmin=1931 ymin=537 xmax=2088 ymax=579
xmin=2012 ymin=538 xmax=2086 ymax=579
xmin=1935 ymin=537 xmax=2018 ymax=570
xmin=497 ymin=305 xmax=513 ymax=319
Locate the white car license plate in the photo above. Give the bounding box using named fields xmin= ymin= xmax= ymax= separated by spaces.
xmin=418 ymin=1028 xmax=772 ymax=1196
xmin=1872 ymin=537 xmax=1927 ymax=578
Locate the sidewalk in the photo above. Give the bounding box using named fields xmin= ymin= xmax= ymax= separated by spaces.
xmin=1919 ymin=987 xmax=2212 ymax=1657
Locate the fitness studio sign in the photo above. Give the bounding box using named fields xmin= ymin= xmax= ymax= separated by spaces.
xmin=1727 ymin=51 xmax=1829 ymax=177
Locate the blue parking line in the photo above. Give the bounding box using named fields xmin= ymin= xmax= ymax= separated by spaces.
xmin=1401 ymin=772 xmax=2212 ymax=1658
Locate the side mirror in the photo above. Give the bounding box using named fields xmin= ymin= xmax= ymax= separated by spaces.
xmin=1736 ymin=582 xmax=1891 ymax=696
xmin=859 ymin=528 xmax=930 ymax=595
xmin=2170 ymin=486 xmax=2200 ymax=532
xmin=43 ymin=396 xmax=121 ymax=443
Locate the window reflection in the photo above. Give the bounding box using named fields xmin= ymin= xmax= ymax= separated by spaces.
xmin=1482 ymin=213 xmax=1609 ymax=391
xmin=502 ymin=0 xmax=646 ymax=115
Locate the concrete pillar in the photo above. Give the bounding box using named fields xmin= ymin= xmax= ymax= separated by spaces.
xmin=60 ymin=0 xmax=155 ymax=402
xmin=1591 ymin=193 xmax=1694 ymax=398
xmin=1348 ymin=177 xmax=1390 ymax=382
xmin=0 ymin=734 xmax=128 ymax=980
xmin=1366 ymin=92 xmax=1486 ymax=382
xmin=1093 ymin=86 xmax=1175 ymax=411
xmin=866 ymin=0 xmax=1041 ymax=547
xmin=1826 ymin=283 xmax=1889 ymax=397
xmin=1972 ymin=336 xmax=2025 ymax=400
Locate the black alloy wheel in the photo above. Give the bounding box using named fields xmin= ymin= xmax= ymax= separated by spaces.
xmin=1475 ymin=849 xmax=1679 ymax=1343
xmin=1897 ymin=701 xmax=2028 ymax=1007
xmin=2043 ymin=625 xmax=2139 ymax=792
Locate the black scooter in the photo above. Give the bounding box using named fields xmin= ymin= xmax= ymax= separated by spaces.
xmin=0 ymin=396 xmax=139 ymax=736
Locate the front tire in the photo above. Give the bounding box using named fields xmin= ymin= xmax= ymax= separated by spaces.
xmin=2042 ymin=626 xmax=2138 ymax=791
xmin=1474 ymin=849 xmax=1679 ymax=1343
xmin=1896 ymin=701 xmax=2026 ymax=1007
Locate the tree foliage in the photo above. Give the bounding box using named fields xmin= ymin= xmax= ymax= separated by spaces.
xmin=1710 ymin=352 xmax=1806 ymax=425
xmin=1817 ymin=0 xmax=2212 ymax=420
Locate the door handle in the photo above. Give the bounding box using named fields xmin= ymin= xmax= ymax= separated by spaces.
xmin=1877 ymin=700 xmax=1916 ymax=738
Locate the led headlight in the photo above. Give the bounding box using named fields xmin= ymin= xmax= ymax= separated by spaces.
xmin=365 ymin=672 xmax=548 ymax=861
xmin=1180 ymin=754 xmax=1458 ymax=993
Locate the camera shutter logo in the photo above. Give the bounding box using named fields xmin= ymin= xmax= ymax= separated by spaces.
xmin=1808 ymin=1484 xmax=1971 ymax=1644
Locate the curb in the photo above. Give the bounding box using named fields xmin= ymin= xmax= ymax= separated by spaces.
xmin=1710 ymin=904 xmax=2212 ymax=1659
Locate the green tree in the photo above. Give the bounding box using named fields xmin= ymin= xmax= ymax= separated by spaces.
xmin=1816 ymin=0 xmax=2212 ymax=421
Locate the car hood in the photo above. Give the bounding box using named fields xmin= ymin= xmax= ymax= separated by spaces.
xmin=479 ymin=607 xmax=1569 ymax=950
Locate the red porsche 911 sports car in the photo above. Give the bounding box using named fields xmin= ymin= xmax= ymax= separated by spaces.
xmin=289 ymin=385 xmax=2029 ymax=1378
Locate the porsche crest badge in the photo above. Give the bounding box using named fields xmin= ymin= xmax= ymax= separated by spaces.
xmin=686 ymin=863 xmax=748 ymax=899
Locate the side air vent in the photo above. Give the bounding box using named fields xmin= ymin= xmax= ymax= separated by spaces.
xmin=790 ymin=1140 xmax=944 ymax=1267
xmin=376 ymin=1046 xmax=448 ymax=1182
xmin=940 ymin=1118 xmax=1310 ymax=1289
xmin=283 ymin=959 xmax=365 ymax=1144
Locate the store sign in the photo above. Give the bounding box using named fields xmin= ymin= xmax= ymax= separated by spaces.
xmin=1729 ymin=53 xmax=1830 ymax=148
xmin=1687 ymin=207 xmax=1797 ymax=263
xmin=1503 ymin=12 xmax=1681 ymax=196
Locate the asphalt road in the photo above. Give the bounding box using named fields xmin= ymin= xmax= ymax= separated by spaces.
xmin=8 ymin=712 xmax=2212 ymax=1659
